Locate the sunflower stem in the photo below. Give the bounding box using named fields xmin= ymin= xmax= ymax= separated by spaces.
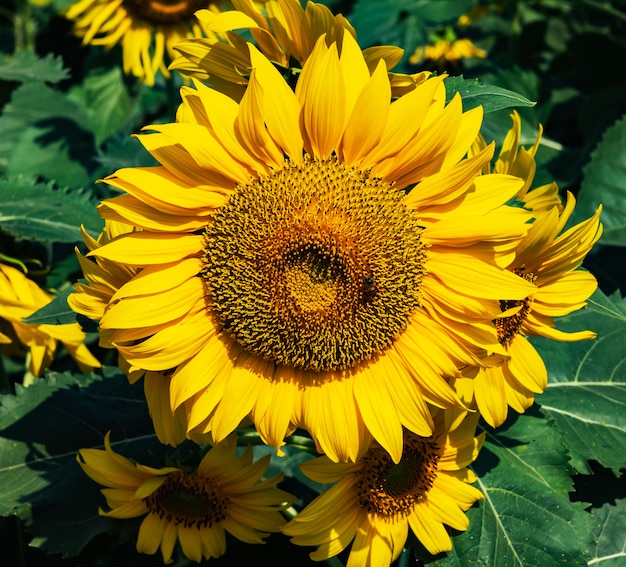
xmin=325 ymin=557 xmax=345 ymax=567
xmin=236 ymin=429 xmax=319 ymax=455
xmin=397 ymin=547 xmax=411 ymax=567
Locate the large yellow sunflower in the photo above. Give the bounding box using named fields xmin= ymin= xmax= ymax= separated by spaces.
xmin=454 ymin=113 xmax=603 ymax=427
xmin=0 ymin=262 xmax=101 ymax=380
xmin=63 ymin=0 xmax=225 ymax=86
xmin=169 ymin=0 xmax=428 ymax=99
xmin=282 ymin=410 xmax=485 ymax=565
xmin=70 ymin=31 xmax=537 ymax=464
xmin=78 ymin=432 xmax=293 ymax=563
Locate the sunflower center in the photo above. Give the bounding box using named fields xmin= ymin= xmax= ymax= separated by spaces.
xmin=356 ymin=433 xmax=440 ymax=516
xmin=494 ymin=268 xmax=537 ymax=347
xmin=202 ymin=155 xmax=427 ymax=372
xmin=123 ymin=0 xmax=207 ymax=24
xmin=144 ymin=472 xmax=228 ymax=528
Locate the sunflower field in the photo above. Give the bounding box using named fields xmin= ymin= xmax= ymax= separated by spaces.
xmin=1 ymin=1 xmax=625 ymax=566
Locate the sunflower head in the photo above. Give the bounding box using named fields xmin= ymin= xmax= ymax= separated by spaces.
xmin=201 ymin=153 xmax=428 ymax=373
xmin=63 ymin=0 xmax=221 ymax=86
xmin=78 ymin=432 xmax=293 ymax=563
xmin=283 ymin=410 xmax=485 ymax=563
xmin=74 ymin=29 xmax=539 ymax=465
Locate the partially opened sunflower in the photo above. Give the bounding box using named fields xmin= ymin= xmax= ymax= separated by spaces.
xmin=455 ymin=113 xmax=603 ymax=427
xmin=0 ymin=262 xmax=100 ymax=379
xmin=70 ymin=30 xmax=538 ymax=464
xmin=63 ymin=0 xmax=225 ymax=86
xmin=283 ymin=409 xmax=485 ymax=565
xmin=78 ymin=432 xmax=293 ymax=563
xmin=169 ymin=0 xmax=429 ymax=99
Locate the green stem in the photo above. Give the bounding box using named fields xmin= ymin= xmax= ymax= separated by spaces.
xmin=237 ymin=429 xmax=319 ymax=455
xmin=13 ymin=0 xmax=34 ymax=51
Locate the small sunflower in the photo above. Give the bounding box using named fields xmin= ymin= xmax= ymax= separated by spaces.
xmin=78 ymin=432 xmax=293 ymax=563
xmin=454 ymin=114 xmax=603 ymax=427
xmin=71 ymin=32 xmax=537 ymax=464
xmin=0 ymin=262 xmax=101 ymax=380
xmin=63 ymin=0 xmax=224 ymax=86
xmin=169 ymin=0 xmax=429 ymax=99
xmin=282 ymin=410 xmax=485 ymax=564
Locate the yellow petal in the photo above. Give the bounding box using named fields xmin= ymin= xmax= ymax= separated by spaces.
xmin=88 ymin=232 xmax=203 ymax=265
xmin=341 ymin=58 xmax=390 ymax=165
xmin=353 ymin=363 xmax=403 ymax=463
xmin=473 ymin=366 xmax=509 ymax=428
xmin=248 ymin=42 xmax=303 ymax=160
xmin=296 ymin=37 xmax=345 ymax=158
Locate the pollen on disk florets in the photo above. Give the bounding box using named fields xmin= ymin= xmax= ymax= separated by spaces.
xmin=202 ymin=154 xmax=427 ymax=372
xmin=122 ymin=0 xmax=207 ymax=24
xmin=356 ymin=433 xmax=440 ymax=516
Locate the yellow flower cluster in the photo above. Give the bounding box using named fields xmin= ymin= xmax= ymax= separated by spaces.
xmin=66 ymin=0 xmax=602 ymax=565
xmin=0 ymin=262 xmax=100 ymax=381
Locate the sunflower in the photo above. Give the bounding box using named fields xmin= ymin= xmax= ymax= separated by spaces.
xmin=71 ymin=31 xmax=537 ymax=464
xmin=453 ymin=114 xmax=603 ymax=427
xmin=63 ymin=0 xmax=225 ymax=86
xmin=465 ymin=192 xmax=602 ymax=427
xmin=0 ymin=262 xmax=101 ymax=380
xmin=282 ymin=410 xmax=485 ymax=565
xmin=78 ymin=432 xmax=293 ymax=563
xmin=169 ymin=0 xmax=429 ymax=99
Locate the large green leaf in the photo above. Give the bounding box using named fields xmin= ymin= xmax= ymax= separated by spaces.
xmin=574 ymin=113 xmax=626 ymax=247
xmin=444 ymin=76 xmax=536 ymax=114
xmin=587 ymin=499 xmax=626 ymax=567
xmin=426 ymin=410 xmax=597 ymax=566
xmin=0 ymin=50 xmax=69 ymax=84
xmin=70 ymin=66 xmax=137 ymax=147
xmin=0 ymin=82 xmax=97 ymax=186
xmin=532 ymin=290 xmax=626 ymax=474
xmin=0 ymin=368 xmax=162 ymax=556
xmin=0 ymin=177 xmax=103 ymax=243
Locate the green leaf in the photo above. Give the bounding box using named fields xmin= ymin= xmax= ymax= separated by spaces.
xmin=444 ymin=76 xmax=536 ymax=113
xmin=22 ymin=285 xmax=79 ymax=325
xmin=70 ymin=66 xmax=137 ymax=146
xmin=349 ymin=0 xmax=473 ymax=52
xmin=0 ymin=50 xmax=69 ymax=84
xmin=575 ymin=113 xmax=626 ymax=247
xmin=0 ymin=368 xmax=162 ymax=556
xmin=427 ymin=410 xmax=597 ymax=566
xmin=0 ymin=82 xmax=97 ymax=185
xmin=0 ymin=177 xmax=103 ymax=243
xmin=588 ymin=499 xmax=626 ymax=566
xmin=531 ymin=289 xmax=626 ymax=474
